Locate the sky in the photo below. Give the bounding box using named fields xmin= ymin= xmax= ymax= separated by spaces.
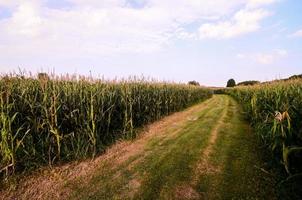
xmin=0 ymin=0 xmax=301 ymax=86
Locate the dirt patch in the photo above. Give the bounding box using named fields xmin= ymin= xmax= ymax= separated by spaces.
xmin=0 ymin=98 xmax=215 ymax=200
xmin=124 ymin=177 xmax=141 ymax=199
xmin=128 ymin=178 xmax=141 ymax=191
xmin=174 ymin=184 xmax=201 ymax=200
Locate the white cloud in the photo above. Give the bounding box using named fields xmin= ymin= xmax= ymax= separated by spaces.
xmin=247 ymin=0 xmax=278 ymax=8
xmin=0 ymin=0 xmax=279 ymax=58
xmin=67 ymin=0 xmax=127 ymax=8
xmin=197 ymin=0 xmax=278 ymax=40
xmin=6 ymin=2 xmax=43 ymax=37
xmin=0 ymin=0 xmax=18 ymax=7
xmin=174 ymin=28 xmax=197 ymax=40
xmin=274 ymin=49 xmax=287 ymax=56
xmin=0 ymin=0 xmax=41 ymax=8
xmin=198 ymin=8 xmax=271 ymax=39
xmin=289 ymin=29 xmax=302 ymax=37
xmin=237 ymin=49 xmax=288 ymax=64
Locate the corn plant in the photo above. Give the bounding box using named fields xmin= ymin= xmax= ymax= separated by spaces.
xmin=0 ymin=74 xmax=213 ymax=178
xmin=224 ymin=79 xmax=302 ymax=195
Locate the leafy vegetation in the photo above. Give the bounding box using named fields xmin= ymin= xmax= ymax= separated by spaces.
xmin=226 ymin=79 xmax=236 ymax=87
xmin=237 ymin=80 xmax=260 ymax=86
xmin=0 ymin=74 xmax=212 ymax=178
xmin=2 ymin=71 xmax=301 ymax=199
xmin=188 ymin=80 xmax=200 ymax=86
xmin=225 ymin=80 xmax=302 ymax=199
xmin=288 ymin=74 xmax=302 ymax=80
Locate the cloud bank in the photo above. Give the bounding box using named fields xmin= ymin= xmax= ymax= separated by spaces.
xmin=0 ymin=0 xmax=278 ymax=57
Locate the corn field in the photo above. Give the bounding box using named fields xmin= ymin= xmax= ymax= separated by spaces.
xmin=224 ymin=80 xmax=302 ymax=196
xmin=0 ymin=75 xmax=212 ymax=177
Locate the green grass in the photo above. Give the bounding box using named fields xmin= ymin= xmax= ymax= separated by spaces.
xmin=134 ymin=98 xmax=225 ymax=199
xmin=68 ymin=95 xmax=224 ymax=199
xmin=196 ymin=97 xmax=277 ymax=199
xmin=67 ymin=95 xmax=277 ymax=200
xmin=1 ymin=95 xmax=280 ymax=199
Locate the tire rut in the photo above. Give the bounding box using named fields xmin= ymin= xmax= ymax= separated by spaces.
xmin=173 ymin=95 xmax=231 ymax=200
xmin=192 ymin=96 xmax=230 ymax=182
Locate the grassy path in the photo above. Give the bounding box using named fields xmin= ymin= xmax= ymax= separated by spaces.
xmin=1 ymin=95 xmax=277 ymax=200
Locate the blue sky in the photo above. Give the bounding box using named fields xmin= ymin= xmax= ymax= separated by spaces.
xmin=0 ymin=0 xmax=301 ymax=86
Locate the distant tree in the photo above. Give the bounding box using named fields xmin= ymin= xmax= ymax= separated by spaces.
xmin=226 ymin=79 xmax=236 ymax=87
xmin=38 ymin=73 xmax=49 ymax=80
xmin=288 ymin=74 xmax=302 ymax=80
xmin=188 ymin=80 xmax=200 ymax=86
xmin=237 ymin=80 xmax=260 ymax=86
xmin=214 ymin=88 xmax=226 ymax=94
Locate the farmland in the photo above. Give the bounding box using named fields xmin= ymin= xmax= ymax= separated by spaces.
xmin=0 ymin=75 xmax=212 ymax=177
xmin=1 ymin=0 xmax=301 ymax=199
xmin=0 ymin=75 xmax=302 ymax=199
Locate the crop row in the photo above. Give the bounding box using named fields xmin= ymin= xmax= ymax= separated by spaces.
xmin=225 ymin=80 xmax=302 ymax=194
xmin=0 ymin=76 xmax=212 ymax=177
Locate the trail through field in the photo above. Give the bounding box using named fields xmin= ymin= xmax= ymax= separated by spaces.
xmin=1 ymin=95 xmax=277 ymax=200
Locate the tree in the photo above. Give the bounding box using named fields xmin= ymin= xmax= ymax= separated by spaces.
xmin=237 ymin=80 xmax=260 ymax=86
xmin=288 ymin=74 xmax=302 ymax=80
xmin=226 ymin=79 xmax=236 ymax=87
xmin=188 ymin=80 xmax=200 ymax=86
